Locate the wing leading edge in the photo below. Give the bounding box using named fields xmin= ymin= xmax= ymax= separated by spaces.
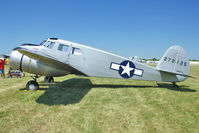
xmin=15 ymin=47 xmax=86 ymax=76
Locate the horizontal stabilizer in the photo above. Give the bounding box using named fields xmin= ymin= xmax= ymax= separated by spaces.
xmin=158 ymin=69 xmax=191 ymax=77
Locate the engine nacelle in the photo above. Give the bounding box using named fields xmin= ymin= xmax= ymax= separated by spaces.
xmin=9 ymin=50 xmax=67 ymax=77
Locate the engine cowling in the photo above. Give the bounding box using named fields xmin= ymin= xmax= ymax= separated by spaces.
xmin=9 ymin=50 xmax=67 ymax=77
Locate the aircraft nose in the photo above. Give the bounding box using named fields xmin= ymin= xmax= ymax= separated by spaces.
xmin=9 ymin=50 xmax=23 ymax=70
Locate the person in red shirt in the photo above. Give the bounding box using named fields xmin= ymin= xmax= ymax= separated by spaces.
xmin=0 ymin=58 xmax=5 ymax=78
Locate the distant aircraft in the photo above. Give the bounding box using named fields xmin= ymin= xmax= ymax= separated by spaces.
xmin=10 ymin=38 xmax=190 ymax=90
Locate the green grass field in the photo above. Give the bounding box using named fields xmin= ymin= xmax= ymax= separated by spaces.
xmin=0 ymin=65 xmax=199 ymax=133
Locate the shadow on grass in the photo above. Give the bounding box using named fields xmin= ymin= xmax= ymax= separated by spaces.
xmin=36 ymin=78 xmax=92 ymax=106
xmin=157 ymin=83 xmax=196 ymax=92
xmin=32 ymin=78 xmax=196 ymax=106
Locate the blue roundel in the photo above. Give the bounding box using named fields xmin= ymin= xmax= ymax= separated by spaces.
xmin=119 ymin=60 xmax=135 ymax=79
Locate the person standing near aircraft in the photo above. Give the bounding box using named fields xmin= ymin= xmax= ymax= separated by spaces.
xmin=0 ymin=58 xmax=5 ymax=78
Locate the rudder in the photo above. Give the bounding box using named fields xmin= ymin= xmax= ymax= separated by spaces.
xmin=156 ymin=45 xmax=190 ymax=76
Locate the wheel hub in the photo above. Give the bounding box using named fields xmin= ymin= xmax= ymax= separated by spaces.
xmin=29 ymin=84 xmax=36 ymax=90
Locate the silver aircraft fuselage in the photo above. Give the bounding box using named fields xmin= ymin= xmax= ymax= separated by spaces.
xmin=10 ymin=38 xmax=189 ymax=83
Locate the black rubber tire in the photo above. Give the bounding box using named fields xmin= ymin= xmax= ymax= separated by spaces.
xmin=26 ymin=80 xmax=39 ymax=91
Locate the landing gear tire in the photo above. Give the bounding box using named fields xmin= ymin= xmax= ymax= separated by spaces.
xmin=26 ymin=80 xmax=39 ymax=91
xmin=44 ymin=76 xmax=54 ymax=83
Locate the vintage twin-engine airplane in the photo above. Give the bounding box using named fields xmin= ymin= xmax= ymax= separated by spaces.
xmin=10 ymin=38 xmax=190 ymax=90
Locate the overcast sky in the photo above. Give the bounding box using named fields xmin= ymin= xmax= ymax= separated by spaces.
xmin=0 ymin=0 xmax=198 ymax=59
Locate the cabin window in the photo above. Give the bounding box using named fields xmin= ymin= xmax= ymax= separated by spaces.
xmin=43 ymin=41 xmax=55 ymax=49
xmin=71 ymin=47 xmax=82 ymax=55
xmin=58 ymin=44 xmax=69 ymax=53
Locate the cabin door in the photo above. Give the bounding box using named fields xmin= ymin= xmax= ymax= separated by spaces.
xmin=56 ymin=42 xmax=72 ymax=63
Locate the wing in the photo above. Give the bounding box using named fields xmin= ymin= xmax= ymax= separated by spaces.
xmin=15 ymin=47 xmax=86 ymax=76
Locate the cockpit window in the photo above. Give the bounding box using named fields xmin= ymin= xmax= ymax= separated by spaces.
xmin=40 ymin=40 xmax=46 ymax=46
xmin=58 ymin=44 xmax=69 ymax=53
xmin=71 ymin=47 xmax=82 ymax=55
xmin=42 ymin=41 xmax=55 ymax=49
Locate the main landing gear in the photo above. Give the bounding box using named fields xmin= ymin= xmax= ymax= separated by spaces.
xmin=26 ymin=76 xmax=54 ymax=91
xmin=44 ymin=76 xmax=54 ymax=83
xmin=26 ymin=75 xmax=40 ymax=91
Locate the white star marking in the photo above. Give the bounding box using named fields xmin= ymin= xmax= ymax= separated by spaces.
xmin=121 ymin=62 xmax=134 ymax=76
xmin=110 ymin=62 xmax=143 ymax=77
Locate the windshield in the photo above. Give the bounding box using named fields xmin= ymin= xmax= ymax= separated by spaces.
xmin=40 ymin=40 xmax=47 ymax=46
xmin=42 ymin=41 xmax=55 ymax=49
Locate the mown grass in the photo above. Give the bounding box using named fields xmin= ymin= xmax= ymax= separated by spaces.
xmin=0 ymin=65 xmax=199 ymax=133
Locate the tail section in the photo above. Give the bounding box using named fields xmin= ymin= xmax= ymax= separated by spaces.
xmin=156 ymin=45 xmax=190 ymax=76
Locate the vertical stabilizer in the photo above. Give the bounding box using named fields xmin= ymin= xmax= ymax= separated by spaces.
xmin=156 ymin=46 xmax=190 ymax=76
